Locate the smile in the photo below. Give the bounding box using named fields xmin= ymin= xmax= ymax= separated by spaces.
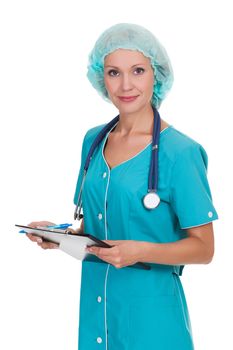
xmin=118 ymin=96 xmax=139 ymax=102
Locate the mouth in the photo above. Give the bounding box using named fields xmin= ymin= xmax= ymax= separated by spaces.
xmin=118 ymin=95 xmax=139 ymax=102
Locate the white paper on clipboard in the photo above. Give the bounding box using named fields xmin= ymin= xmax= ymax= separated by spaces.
xmin=16 ymin=225 xmax=106 ymax=261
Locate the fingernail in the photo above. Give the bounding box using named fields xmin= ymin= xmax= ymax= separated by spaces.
xmin=85 ymin=247 xmax=94 ymax=254
xmin=37 ymin=238 xmax=42 ymax=243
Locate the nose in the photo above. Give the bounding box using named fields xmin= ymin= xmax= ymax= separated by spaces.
xmin=120 ymin=73 xmax=134 ymax=91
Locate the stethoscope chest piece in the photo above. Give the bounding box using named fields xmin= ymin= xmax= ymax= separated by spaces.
xmin=143 ymin=192 xmax=160 ymax=209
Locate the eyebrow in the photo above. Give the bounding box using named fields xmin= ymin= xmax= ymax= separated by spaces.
xmin=104 ymin=63 xmax=146 ymax=69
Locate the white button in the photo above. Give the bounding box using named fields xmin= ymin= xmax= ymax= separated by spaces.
xmin=98 ymin=213 xmax=103 ymax=220
xmin=208 ymin=211 xmax=213 ymax=218
xmin=97 ymin=337 xmax=102 ymax=344
xmin=102 ymin=172 xmax=107 ymax=178
xmin=97 ymin=296 xmax=102 ymax=303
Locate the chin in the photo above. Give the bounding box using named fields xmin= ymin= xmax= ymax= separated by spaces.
xmin=119 ymin=103 xmax=150 ymax=115
xmin=117 ymin=104 xmax=140 ymax=115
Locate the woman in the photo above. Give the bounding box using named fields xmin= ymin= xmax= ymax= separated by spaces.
xmin=28 ymin=23 xmax=219 ymax=349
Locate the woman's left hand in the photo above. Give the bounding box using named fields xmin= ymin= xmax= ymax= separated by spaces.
xmin=85 ymin=240 xmax=145 ymax=268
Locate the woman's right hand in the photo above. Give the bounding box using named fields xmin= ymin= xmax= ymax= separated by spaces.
xmin=26 ymin=221 xmax=59 ymax=249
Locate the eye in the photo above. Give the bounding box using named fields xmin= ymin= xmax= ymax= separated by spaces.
xmin=134 ymin=67 xmax=145 ymax=74
xmin=108 ymin=69 xmax=119 ymax=77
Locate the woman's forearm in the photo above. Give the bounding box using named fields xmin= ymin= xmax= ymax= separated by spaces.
xmin=139 ymin=237 xmax=214 ymax=265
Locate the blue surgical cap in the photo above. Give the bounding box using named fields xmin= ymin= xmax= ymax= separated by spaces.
xmin=86 ymin=23 xmax=174 ymax=109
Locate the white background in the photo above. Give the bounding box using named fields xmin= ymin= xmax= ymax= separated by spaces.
xmin=0 ymin=0 xmax=232 ymax=349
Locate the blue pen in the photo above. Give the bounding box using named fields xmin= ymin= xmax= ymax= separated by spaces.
xmin=18 ymin=223 xmax=72 ymax=234
xmin=46 ymin=223 xmax=72 ymax=229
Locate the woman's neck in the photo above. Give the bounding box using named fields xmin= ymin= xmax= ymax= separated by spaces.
xmin=115 ymin=104 xmax=169 ymax=136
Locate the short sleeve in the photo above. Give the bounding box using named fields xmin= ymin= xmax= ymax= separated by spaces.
xmin=73 ymin=132 xmax=88 ymax=205
xmin=169 ymin=143 xmax=219 ymax=229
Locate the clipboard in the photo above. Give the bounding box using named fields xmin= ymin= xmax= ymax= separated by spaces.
xmin=16 ymin=224 xmax=151 ymax=270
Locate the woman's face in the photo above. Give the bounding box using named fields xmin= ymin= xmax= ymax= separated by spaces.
xmin=104 ymin=49 xmax=154 ymax=113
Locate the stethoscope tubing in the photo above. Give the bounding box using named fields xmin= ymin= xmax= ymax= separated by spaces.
xmin=74 ymin=106 xmax=161 ymax=220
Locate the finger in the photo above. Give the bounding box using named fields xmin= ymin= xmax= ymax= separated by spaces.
xmin=103 ymin=240 xmax=122 ymax=246
xmin=86 ymin=251 xmax=115 ymax=265
xmin=38 ymin=242 xmax=59 ymax=249
xmin=86 ymin=246 xmax=115 ymax=257
xmin=26 ymin=233 xmax=43 ymax=244
xmin=85 ymin=247 xmax=123 ymax=266
xmin=27 ymin=221 xmax=56 ymax=228
xmin=96 ymin=255 xmax=124 ymax=268
xmin=28 ymin=221 xmax=45 ymax=228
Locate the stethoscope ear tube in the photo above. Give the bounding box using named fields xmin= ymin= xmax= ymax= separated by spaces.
xmin=83 ymin=115 xmax=120 ymax=172
xmin=149 ymin=107 xmax=160 ymax=192
xmin=74 ymin=170 xmax=87 ymax=220
xmin=143 ymin=107 xmax=161 ymax=210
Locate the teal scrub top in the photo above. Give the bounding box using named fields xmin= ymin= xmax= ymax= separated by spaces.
xmin=74 ymin=121 xmax=219 ymax=350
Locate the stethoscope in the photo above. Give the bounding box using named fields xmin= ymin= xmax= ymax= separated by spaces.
xmin=74 ymin=106 xmax=161 ymax=221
